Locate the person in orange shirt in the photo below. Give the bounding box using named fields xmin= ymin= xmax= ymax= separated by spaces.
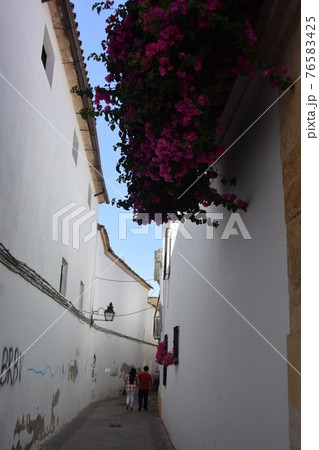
xmin=138 ymin=366 xmax=153 ymax=411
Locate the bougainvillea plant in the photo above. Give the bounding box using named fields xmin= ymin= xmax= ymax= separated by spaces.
xmin=156 ymin=340 xmax=178 ymax=367
xmin=74 ymin=0 xmax=292 ymax=225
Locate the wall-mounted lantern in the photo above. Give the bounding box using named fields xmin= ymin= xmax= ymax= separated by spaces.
xmin=104 ymin=302 xmax=115 ymax=322
xmin=90 ymin=303 xmax=115 ymax=326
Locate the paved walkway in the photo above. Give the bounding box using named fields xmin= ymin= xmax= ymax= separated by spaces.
xmin=39 ymin=392 xmax=175 ymax=450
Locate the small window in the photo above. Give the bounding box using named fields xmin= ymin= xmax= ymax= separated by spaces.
xmin=41 ymin=25 xmax=55 ymax=87
xmin=59 ymin=258 xmax=68 ymax=297
xmin=41 ymin=45 xmax=47 ymax=68
xmin=173 ymin=326 xmax=180 ymax=359
xmin=78 ymin=281 xmax=84 ymax=310
xmin=72 ymin=130 xmax=79 ymax=166
xmin=88 ymin=184 xmax=92 ymax=208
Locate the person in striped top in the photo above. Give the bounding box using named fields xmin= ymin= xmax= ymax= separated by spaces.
xmin=124 ymin=367 xmax=139 ymax=410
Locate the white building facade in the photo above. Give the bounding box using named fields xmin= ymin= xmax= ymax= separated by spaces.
xmin=158 ymin=77 xmax=293 ymax=449
xmin=0 ymin=1 xmax=156 ymax=448
xmin=94 ymin=225 xmax=155 ymax=345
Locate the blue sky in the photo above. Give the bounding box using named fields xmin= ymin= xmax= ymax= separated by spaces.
xmin=73 ymin=0 xmax=161 ymax=296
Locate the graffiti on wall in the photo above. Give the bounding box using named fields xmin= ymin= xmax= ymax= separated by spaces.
xmin=27 ymin=359 xmax=77 ymax=380
xmin=12 ymin=389 xmax=60 ymax=449
xmin=0 ymin=347 xmax=24 ymax=387
xmin=68 ymin=360 xmax=78 ymax=382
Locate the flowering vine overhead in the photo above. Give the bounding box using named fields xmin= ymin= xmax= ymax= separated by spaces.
xmin=75 ymin=0 xmax=292 ymax=225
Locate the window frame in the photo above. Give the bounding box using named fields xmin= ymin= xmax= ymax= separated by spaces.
xmin=41 ymin=25 xmax=55 ymax=87
xmin=163 ymin=334 xmax=168 ymax=386
xmin=173 ymin=326 xmax=180 ymax=360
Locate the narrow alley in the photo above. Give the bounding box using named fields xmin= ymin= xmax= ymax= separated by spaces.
xmin=38 ymin=392 xmax=174 ymax=450
xmin=0 ymin=0 xmax=301 ymax=448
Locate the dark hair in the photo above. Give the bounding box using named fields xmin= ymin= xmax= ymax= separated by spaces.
xmin=143 ymin=366 xmax=149 ymax=371
xmin=129 ymin=368 xmax=137 ymax=384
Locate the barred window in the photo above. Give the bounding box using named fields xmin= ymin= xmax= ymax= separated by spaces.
xmin=173 ymin=326 xmax=180 ymax=359
xmin=163 ymin=334 xmax=168 ymax=386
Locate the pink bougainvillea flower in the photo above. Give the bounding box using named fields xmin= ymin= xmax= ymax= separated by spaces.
xmin=198 ymin=94 xmax=210 ymax=106
xmin=263 ymin=66 xmax=276 ymax=78
xmin=82 ymin=0 xmax=293 ymax=225
xmin=105 ymin=73 xmax=115 ymax=82
xmin=104 ymin=0 xmax=114 ymax=8
xmin=159 ymin=66 xmax=167 ymax=76
xmin=237 ymin=199 xmax=247 ymax=209
xmin=215 ymin=117 xmax=224 ymax=133
xmin=194 ymin=58 xmax=203 ymax=71
xmin=221 ymin=193 xmax=232 ymax=201
xmin=216 ymin=125 xmax=225 ymax=134
xmin=236 ymin=56 xmax=256 ymax=78
xmin=244 ymin=19 xmax=257 ymax=46
xmin=197 ymin=15 xmax=210 ymax=29
xmin=278 ymin=66 xmax=287 ymax=74
xmin=152 ymin=194 xmax=161 ymax=203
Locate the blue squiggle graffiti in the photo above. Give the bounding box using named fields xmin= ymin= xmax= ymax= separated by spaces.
xmin=27 ymin=360 xmax=76 ymax=379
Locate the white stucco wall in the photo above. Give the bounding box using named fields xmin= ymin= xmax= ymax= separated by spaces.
xmin=0 ymin=0 xmax=98 ymax=301
xmin=0 ymin=263 xmax=156 ymax=449
xmin=93 ymin=230 xmax=156 ymax=344
xmin=160 ymin=78 xmax=290 ymax=450
xmin=0 ymin=1 xmax=157 ymax=448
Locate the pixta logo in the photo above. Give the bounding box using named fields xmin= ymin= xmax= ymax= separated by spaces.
xmin=52 ymin=203 xmax=97 ymax=249
xmin=118 ymin=212 xmax=251 ymax=240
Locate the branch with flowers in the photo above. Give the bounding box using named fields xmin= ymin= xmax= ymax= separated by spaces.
xmin=75 ymin=0 xmax=292 ymax=225
xmin=156 ymin=340 xmax=179 ymax=367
